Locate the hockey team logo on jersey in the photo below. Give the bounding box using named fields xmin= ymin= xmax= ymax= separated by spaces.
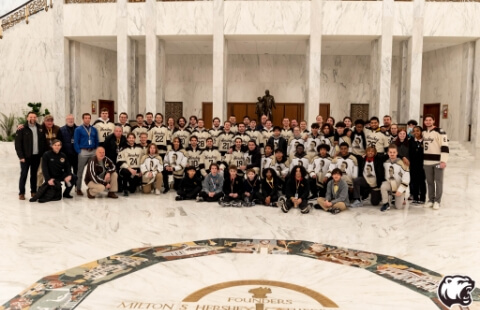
xmin=437 ymin=275 xmax=475 ymax=308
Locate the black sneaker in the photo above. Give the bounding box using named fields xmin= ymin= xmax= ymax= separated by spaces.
xmin=380 ymin=203 xmax=390 ymax=212
xmin=278 ymin=200 xmax=289 ymax=213
xmin=196 ymin=196 xmax=204 ymax=202
xmin=330 ymin=208 xmax=340 ymax=215
xmin=63 ymin=194 xmax=73 ymax=199
xmin=313 ymin=203 xmax=321 ymax=209
xmin=123 ymin=190 xmax=129 ymax=197
xmin=301 ymin=203 xmax=312 ymax=214
xmin=175 ymin=196 xmax=183 ymax=201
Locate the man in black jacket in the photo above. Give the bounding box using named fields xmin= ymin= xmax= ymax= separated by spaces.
xmin=278 ymin=165 xmax=312 ymax=214
xmin=176 ymin=166 xmax=202 ymax=201
xmin=30 ymin=139 xmax=77 ymax=202
xmin=15 ymin=112 xmax=48 ymax=200
xmin=266 ymin=126 xmax=287 ymax=155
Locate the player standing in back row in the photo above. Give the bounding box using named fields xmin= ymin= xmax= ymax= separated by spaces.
xmin=422 ymin=114 xmax=449 ymax=210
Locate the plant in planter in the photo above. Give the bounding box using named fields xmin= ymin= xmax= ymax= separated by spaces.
xmin=0 ymin=112 xmax=17 ymax=141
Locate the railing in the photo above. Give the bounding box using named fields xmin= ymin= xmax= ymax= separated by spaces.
xmin=0 ymin=0 xmax=52 ymax=39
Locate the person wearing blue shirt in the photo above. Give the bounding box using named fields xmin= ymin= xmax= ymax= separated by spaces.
xmin=74 ymin=113 xmax=99 ymax=196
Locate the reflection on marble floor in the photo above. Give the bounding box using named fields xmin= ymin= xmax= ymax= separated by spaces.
xmin=1 ymin=142 xmax=480 ymax=310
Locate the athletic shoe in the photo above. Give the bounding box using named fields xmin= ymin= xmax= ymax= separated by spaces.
xmin=408 ymin=195 xmax=414 ymax=201
xmin=313 ymin=203 xmax=321 ymax=209
xmin=329 ymin=208 xmax=340 ymax=215
xmin=417 ymin=200 xmax=425 ymax=204
xmin=155 ymin=189 xmax=161 ymax=195
xmin=424 ymin=201 xmax=434 ymax=208
xmin=232 ymin=201 xmax=242 ymax=207
xmin=196 ymin=196 xmax=204 ymax=202
xmin=301 ymin=203 xmax=312 ymax=214
xmin=175 ymin=196 xmax=183 ymax=201
xmin=277 ymin=199 xmax=288 ymax=213
xmin=123 ymin=190 xmax=129 ymax=197
xmin=63 ymin=194 xmax=73 ymax=199
xmin=380 ymin=203 xmax=390 ymax=212
xmin=29 ymin=196 xmax=37 ymax=202
xmin=163 ymin=188 xmax=169 ymax=194
xmin=351 ymin=199 xmax=363 ymax=208
xmin=433 ymin=202 xmax=441 ymax=210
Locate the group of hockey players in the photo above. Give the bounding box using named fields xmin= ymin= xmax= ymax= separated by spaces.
xmin=16 ymin=108 xmax=448 ymax=215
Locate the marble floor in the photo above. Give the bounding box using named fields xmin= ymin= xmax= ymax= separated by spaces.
xmin=1 ymin=142 xmax=480 ymax=310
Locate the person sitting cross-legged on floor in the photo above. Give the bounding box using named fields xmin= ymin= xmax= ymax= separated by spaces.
xmin=278 ymin=165 xmax=312 ymax=214
xmin=197 ymin=163 xmax=224 ymax=203
xmin=315 ymin=168 xmax=350 ymax=215
xmin=220 ymin=164 xmax=244 ymax=207
xmin=176 ymin=166 xmax=202 ymax=201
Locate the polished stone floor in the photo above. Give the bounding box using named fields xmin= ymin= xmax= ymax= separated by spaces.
xmin=1 ymin=142 xmax=479 ymax=310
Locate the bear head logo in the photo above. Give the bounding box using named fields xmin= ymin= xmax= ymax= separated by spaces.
xmin=438 ymin=275 xmax=475 ymax=308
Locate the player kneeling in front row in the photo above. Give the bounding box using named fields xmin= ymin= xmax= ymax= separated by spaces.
xmin=176 ymin=166 xmax=202 ymax=201
xmin=380 ymin=144 xmax=410 ymax=212
xmin=117 ymin=133 xmax=143 ymax=196
xmin=197 ymin=163 xmax=224 ymax=202
xmin=140 ymin=143 xmax=164 ymax=194
xmin=315 ymin=168 xmax=350 ymax=215
xmin=30 ymin=139 xmax=77 ymax=203
xmin=278 ymin=165 xmax=312 ymax=214
xmin=85 ymin=147 xmax=118 ymax=199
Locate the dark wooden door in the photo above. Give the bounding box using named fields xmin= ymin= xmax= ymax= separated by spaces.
xmin=98 ymin=100 xmax=115 ymax=121
xmin=423 ymin=103 xmax=440 ymax=127
xmin=202 ymin=102 xmax=213 ymax=128
xmin=319 ymin=103 xmax=330 ymax=121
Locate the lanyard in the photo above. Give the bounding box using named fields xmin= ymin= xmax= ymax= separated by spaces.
xmin=295 ymin=179 xmax=301 ymax=193
xmin=83 ymin=125 xmax=91 ymax=138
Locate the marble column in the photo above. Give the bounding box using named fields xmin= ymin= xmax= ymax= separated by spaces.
xmin=458 ymin=42 xmax=474 ymax=141
xmin=404 ymin=0 xmax=424 ymax=124
xmin=212 ymin=0 xmax=227 ymax=121
xmin=145 ymin=0 xmax=165 ymax=115
xmin=69 ymin=41 xmax=81 ymax=120
xmin=117 ymin=0 xmax=132 ymax=117
xmin=397 ymin=41 xmax=408 ymax=122
xmin=53 ymin=0 xmax=69 ymax=121
xmin=471 ymin=39 xmax=480 ymax=149
xmin=306 ymin=0 xmax=322 ymax=126
xmin=370 ymin=0 xmax=393 ymax=118
xmin=130 ymin=40 xmax=139 ymax=117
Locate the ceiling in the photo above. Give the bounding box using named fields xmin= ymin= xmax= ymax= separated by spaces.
xmin=70 ymin=35 xmax=478 ymax=56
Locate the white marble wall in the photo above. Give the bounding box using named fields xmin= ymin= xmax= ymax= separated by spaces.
xmin=323 ymin=1 xmax=382 ymax=36
xmin=224 ymin=1 xmax=310 ymax=35
xmin=63 ymin=4 xmax=117 ymax=37
xmin=320 ymin=55 xmax=372 ymax=121
xmin=164 ymin=55 xmax=213 ymax=118
xmin=157 ymin=2 xmax=213 ymax=35
xmin=78 ymin=43 xmax=118 ymax=121
xmin=227 ymin=54 xmax=305 ymax=104
xmin=421 ymin=44 xmax=464 ymax=140
xmin=0 ymin=9 xmax=55 ymax=117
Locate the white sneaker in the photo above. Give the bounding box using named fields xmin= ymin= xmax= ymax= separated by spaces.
xmin=424 ymin=201 xmax=434 ymax=208
xmin=433 ymin=202 xmax=440 ymax=210
xmin=155 ymin=189 xmax=161 ymax=195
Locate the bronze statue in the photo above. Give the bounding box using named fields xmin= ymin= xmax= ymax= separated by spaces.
xmin=260 ymin=89 xmax=276 ymax=122
xmin=255 ymin=97 xmax=264 ymax=123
